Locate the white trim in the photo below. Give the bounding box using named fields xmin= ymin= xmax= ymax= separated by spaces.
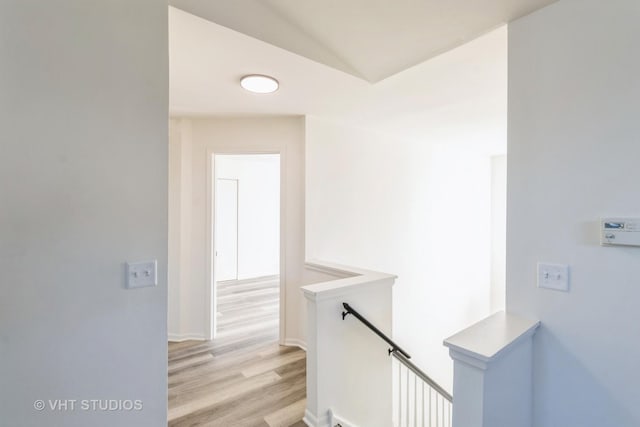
xmin=443 ymin=311 xmax=540 ymax=364
xmin=329 ymin=409 xmax=358 ymax=427
xmin=301 ymin=261 xmax=397 ymax=303
xmin=305 ymin=259 xmax=395 ymax=278
xmin=168 ymin=333 xmax=207 ymax=342
xmin=303 ymin=409 xmax=330 ymax=427
xmin=206 ymin=148 xmax=286 ymax=345
xmin=278 ymin=146 xmax=287 ymax=346
xmin=447 ymin=348 xmax=491 ymax=370
xmin=283 ymin=338 xmax=307 ymax=352
xmin=304 ymin=261 xmax=355 ymax=279
xmin=303 ymin=277 xmax=394 ymax=303
xmin=206 ymin=148 xmax=215 ymax=340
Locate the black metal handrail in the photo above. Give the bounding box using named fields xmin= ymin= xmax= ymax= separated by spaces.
xmin=341 ymin=302 xmax=411 ymax=359
xmin=341 ymin=301 xmax=453 ymax=405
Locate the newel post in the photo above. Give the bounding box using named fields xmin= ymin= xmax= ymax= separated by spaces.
xmin=444 ymin=312 xmax=540 ymax=427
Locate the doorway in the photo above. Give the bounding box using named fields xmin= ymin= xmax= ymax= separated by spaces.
xmin=212 ymin=154 xmax=281 ymax=342
xmin=215 ymin=178 xmax=239 ymax=282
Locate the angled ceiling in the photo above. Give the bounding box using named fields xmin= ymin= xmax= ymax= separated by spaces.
xmin=169 ymin=0 xmax=557 ymax=82
xmin=169 ymin=6 xmax=509 ymax=153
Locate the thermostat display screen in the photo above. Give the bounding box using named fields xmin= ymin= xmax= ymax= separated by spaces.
xmin=604 ymin=222 xmax=625 ymax=229
xmin=601 ymin=218 xmax=640 ymax=247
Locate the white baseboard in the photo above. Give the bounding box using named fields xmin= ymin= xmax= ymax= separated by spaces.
xmin=303 ymin=409 xmax=330 ymax=427
xmin=168 ymin=333 xmax=207 ymax=342
xmin=302 ymin=410 xmax=314 ymax=427
xmin=303 ymin=408 xmax=359 ymax=427
xmin=283 ymin=338 xmax=307 ymax=352
xmin=329 ymin=409 xmax=357 ymax=427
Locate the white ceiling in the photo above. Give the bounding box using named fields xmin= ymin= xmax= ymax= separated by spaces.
xmin=169 ymin=6 xmax=508 ymax=151
xmin=169 ymin=0 xmax=556 ymax=83
xmin=168 ymin=2 xmax=560 ymax=154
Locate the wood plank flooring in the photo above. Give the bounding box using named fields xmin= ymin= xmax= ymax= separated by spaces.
xmin=216 ymin=276 xmax=280 ymax=340
xmin=168 ymin=276 xmax=306 ymax=427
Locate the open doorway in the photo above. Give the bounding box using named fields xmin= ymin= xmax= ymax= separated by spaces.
xmin=212 ymin=154 xmax=281 ymax=344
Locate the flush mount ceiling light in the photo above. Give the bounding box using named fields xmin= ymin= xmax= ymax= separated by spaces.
xmin=240 ymin=74 xmax=279 ymax=94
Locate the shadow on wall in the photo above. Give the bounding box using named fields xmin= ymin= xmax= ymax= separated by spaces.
xmin=533 ymin=328 xmax=637 ymax=427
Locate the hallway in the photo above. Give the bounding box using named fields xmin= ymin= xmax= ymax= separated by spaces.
xmin=168 ymin=277 xmax=306 ymax=426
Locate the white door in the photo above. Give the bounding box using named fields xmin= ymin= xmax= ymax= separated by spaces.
xmin=215 ymin=178 xmax=238 ymax=282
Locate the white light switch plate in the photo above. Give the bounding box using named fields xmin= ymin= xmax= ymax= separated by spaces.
xmin=126 ymin=260 xmax=157 ymax=289
xmin=537 ymin=263 xmax=570 ymax=292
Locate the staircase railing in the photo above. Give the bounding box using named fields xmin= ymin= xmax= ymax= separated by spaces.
xmin=342 ymin=302 xmax=453 ymax=427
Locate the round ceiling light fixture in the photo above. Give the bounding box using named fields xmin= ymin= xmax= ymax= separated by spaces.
xmin=240 ymin=74 xmax=279 ymax=94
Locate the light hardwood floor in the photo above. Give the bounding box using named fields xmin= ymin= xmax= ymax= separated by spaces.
xmin=168 ymin=277 xmax=306 ymax=427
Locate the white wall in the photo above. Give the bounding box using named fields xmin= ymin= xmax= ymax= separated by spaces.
xmin=168 ymin=119 xmax=195 ymax=339
xmin=215 ymin=154 xmax=280 ymax=280
xmin=0 ymin=1 xmax=168 ymax=426
xmin=168 ymin=117 xmax=305 ymax=345
xmin=490 ymin=155 xmax=507 ymax=313
xmin=306 ymin=117 xmax=500 ymax=392
xmin=507 ymin=1 xmax=640 ymax=425
xmin=305 ymin=27 xmax=507 ymax=391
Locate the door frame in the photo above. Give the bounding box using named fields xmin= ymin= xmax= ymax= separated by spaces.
xmin=206 ymin=149 xmax=285 ymax=342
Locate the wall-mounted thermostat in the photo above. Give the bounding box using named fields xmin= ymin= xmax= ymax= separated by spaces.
xmin=600 ymin=218 xmax=640 ymax=247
